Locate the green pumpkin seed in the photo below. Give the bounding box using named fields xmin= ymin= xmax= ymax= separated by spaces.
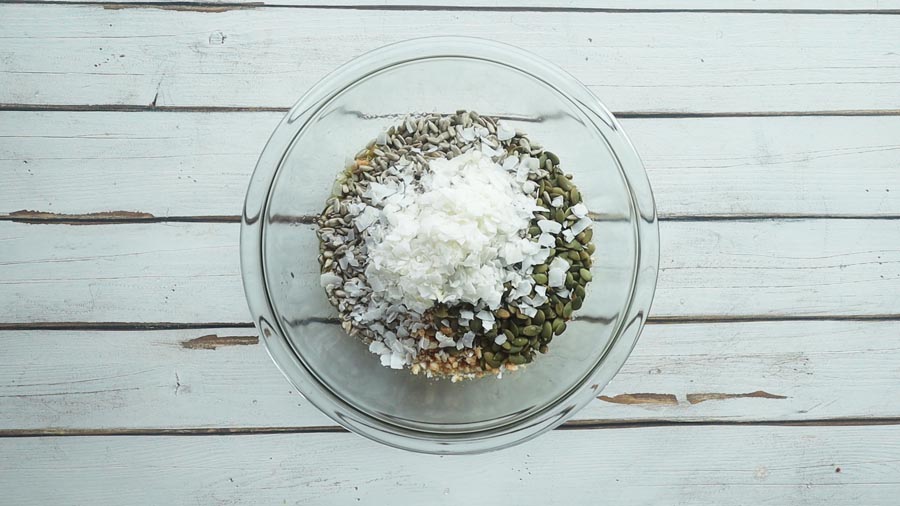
xmin=529 ymin=336 xmax=539 ymax=347
xmin=533 ymin=263 xmax=549 ymax=274
xmin=554 ymin=321 xmax=568 ymax=335
xmin=502 ymin=341 xmax=512 ymax=351
xmin=508 ymin=354 xmax=527 ymax=365
xmin=483 ymin=351 xmax=495 ymax=362
xmin=538 ymin=153 xmax=547 ymax=167
xmin=579 ymin=250 xmax=590 ymax=261
xmin=567 ymin=250 xmax=580 ymax=261
xmin=503 ymin=329 xmax=515 ymax=341
xmin=565 ymin=272 xmax=576 ymax=288
xmin=572 ymin=297 xmax=583 ymax=310
xmin=528 ymin=226 xmax=541 ymax=236
xmin=556 ymin=174 xmax=573 ymax=191
xmin=554 ymin=302 xmax=564 ymax=317
xmin=569 ymin=188 xmax=581 ymax=203
xmin=539 ymin=345 xmax=549 ymax=354
xmin=522 ymin=325 xmax=541 ymax=337
xmin=509 ymin=321 xmax=521 ymax=336
xmin=541 ymin=321 xmax=553 ymax=340
xmin=586 ymin=243 xmax=596 ymax=254
xmin=496 ymin=308 xmax=511 ymax=319
xmin=533 ymin=310 xmax=546 ymax=325
xmin=507 ymin=345 xmax=524 ymax=354
xmin=575 ymin=284 xmax=586 ymax=298
xmin=579 ymin=268 xmax=593 ymax=281
xmin=562 ymin=302 xmax=573 ymax=319
xmin=552 ymin=318 xmax=566 ymax=333
xmin=515 ymin=311 xmax=529 ymax=321
xmin=532 ymin=273 xmax=548 ymax=285
xmin=512 ymin=337 xmax=529 ymax=347
xmin=549 ymin=187 xmax=566 ymax=197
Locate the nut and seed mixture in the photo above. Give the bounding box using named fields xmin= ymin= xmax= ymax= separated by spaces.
xmin=316 ymin=110 xmax=594 ymax=381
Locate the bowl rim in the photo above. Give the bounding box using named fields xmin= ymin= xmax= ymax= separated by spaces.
xmin=240 ymin=35 xmax=659 ymax=454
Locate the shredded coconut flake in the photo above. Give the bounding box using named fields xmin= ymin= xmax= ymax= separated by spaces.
xmin=496 ymin=120 xmax=516 ymax=141
xmin=571 ymin=203 xmax=588 ymax=218
xmin=570 ymin=216 xmax=593 ymax=236
xmin=362 ymin=150 xmax=540 ymax=311
xmin=538 ymin=219 xmax=562 ymax=234
xmin=548 ymin=256 xmax=571 ymax=288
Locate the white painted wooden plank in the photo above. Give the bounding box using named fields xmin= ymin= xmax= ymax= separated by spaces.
xmin=3 ymin=6 xmax=900 ymax=113
xmin=2 ymin=426 xmax=899 ymax=505
xmin=0 ymin=222 xmax=249 ymax=323
xmin=1 ymin=321 xmax=898 ymax=430
xmin=1 ymin=219 xmax=899 ymax=323
xmin=14 ymin=0 xmax=900 ymax=9
xmin=3 ymin=112 xmax=899 ymax=218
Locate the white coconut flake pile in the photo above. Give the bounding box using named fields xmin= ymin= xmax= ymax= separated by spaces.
xmin=363 ymin=150 xmax=544 ymax=312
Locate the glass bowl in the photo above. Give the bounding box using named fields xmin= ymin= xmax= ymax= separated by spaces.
xmin=241 ymin=36 xmax=659 ymax=454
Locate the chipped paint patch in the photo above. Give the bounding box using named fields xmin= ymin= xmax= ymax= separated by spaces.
xmin=687 ymin=390 xmax=787 ymax=404
xmin=181 ymin=334 xmax=259 ymax=350
xmin=598 ymin=393 xmax=678 ymax=406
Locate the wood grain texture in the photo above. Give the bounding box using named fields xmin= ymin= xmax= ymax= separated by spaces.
xmin=9 ymin=0 xmax=900 ymax=10
xmin=3 ymin=426 xmax=900 ymax=505
xmin=3 ymin=219 xmax=900 ymax=324
xmin=2 ymin=320 xmax=899 ymax=431
xmin=3 ymin=112 xmax=900 ymax=219
xmin=2 ymin=6 xmax=900 ymax=113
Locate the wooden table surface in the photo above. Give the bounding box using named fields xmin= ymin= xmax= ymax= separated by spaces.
xmin=3 ymin=1 xmax=900 ymax=504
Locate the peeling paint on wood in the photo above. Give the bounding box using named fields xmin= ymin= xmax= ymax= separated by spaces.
xmin=687 ymin=391 xmax=788 ymax=404
xmin=598 ymin=393 xmax=679 ymax=405
xmin=180 ymin=334 xmax=259 ymax=350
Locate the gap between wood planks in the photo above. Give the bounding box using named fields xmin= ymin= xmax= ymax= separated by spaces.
xmin=3 ymin=417 xmax=900 ymax=438
xmin=3 ymin=103 xmax=900 ymax=118
xmin=6 ymin=211 xmax=900 ymax=225
xmin=4 ymin=314 xmax=900 ymax=332
xmin=1 ymin=0 xmax=900 ymax=14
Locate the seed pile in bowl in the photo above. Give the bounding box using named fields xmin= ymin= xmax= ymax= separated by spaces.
xmin=316 ymin=110 xmax=594 ymax=381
